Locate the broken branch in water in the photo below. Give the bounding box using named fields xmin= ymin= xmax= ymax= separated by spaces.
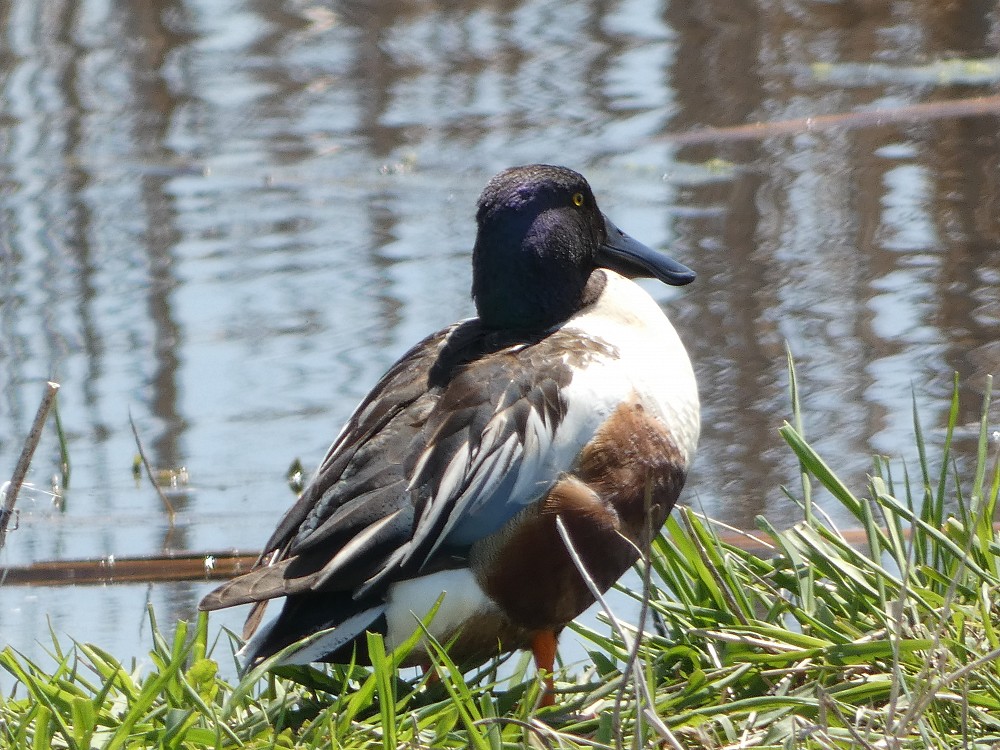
xmin=1 ymin=550 xmax=257 ymax=585
xmin=659 ymin=93 xmax=1000 ymax=145
xmin=0 ymin=381 xmax=61 ymax=552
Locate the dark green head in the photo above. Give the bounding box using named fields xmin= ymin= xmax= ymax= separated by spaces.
xmin=471 ymin=164 xmax=694 ymax=331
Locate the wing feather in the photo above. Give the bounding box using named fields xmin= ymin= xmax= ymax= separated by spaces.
xmin=199 ymin=321 xmax=617 ymax=654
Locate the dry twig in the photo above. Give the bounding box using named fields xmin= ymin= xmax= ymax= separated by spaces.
xmin=128 ymin=410 xmax=176 ymax=524
xmin=0 ymin=381 xmax=60 ymax=552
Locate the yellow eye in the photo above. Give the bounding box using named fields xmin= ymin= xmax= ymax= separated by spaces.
xmin=572 ymin=192 xmax=585 ymax=207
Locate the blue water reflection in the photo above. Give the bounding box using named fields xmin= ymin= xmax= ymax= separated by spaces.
xmin=1 ymin=0 xmax=998 ymax=676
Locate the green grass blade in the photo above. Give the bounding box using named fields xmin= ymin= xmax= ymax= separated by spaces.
xmin=366 ymin=632 xmax=398 ymax=750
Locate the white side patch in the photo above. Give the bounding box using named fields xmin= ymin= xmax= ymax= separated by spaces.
xmin=383 ymin=568 xmax=497 ymax=651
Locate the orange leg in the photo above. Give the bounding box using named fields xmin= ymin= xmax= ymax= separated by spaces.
xmin=422 ymin=667 xmax=441 ymax=685
xmin=416 ymin=658 xmax=440 ymax=686
xmin=530 ymin=630 xmax=558 ymax=707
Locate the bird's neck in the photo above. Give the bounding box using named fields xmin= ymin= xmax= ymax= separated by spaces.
xmin=472 ymin=234 xmax=595 ymax=331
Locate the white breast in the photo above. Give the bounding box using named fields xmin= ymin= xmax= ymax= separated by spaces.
xmin=501 ymin=271 xmax=699 ymax=512
xmin=563 ymin=271 xmax=700 ymax=465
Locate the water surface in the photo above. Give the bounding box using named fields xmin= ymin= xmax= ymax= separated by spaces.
xmin=1 ymin=0 xmax=998 ymax=673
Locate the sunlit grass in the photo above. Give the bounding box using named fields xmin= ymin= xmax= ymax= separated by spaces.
xmin=1 ymin=370 xmax=998 ymax=749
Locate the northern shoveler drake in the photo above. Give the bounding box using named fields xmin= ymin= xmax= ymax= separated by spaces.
xmin=200 ymin=164 xmax=700 ymax=706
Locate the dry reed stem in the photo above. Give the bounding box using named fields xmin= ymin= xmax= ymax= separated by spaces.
xmin=0 ymin=381 xmax=60 ymax=552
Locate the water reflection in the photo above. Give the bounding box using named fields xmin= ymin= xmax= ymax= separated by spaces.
xmin=0 ymin=0 xmax=998 ymax=672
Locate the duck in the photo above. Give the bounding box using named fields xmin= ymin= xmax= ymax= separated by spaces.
xmin=199 ymin=164 xmax=700 ymax=707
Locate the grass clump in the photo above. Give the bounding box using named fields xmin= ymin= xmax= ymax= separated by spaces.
xmin=2 ymin=370 xmax=999 ymax=749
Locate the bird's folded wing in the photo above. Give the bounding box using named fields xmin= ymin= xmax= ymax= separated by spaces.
xmin=199 ymin=324 xmax=592 ymax=610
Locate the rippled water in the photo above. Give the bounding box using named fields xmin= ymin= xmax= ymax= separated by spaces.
xmin=1 ymin=0 xmax=998 ymax=672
